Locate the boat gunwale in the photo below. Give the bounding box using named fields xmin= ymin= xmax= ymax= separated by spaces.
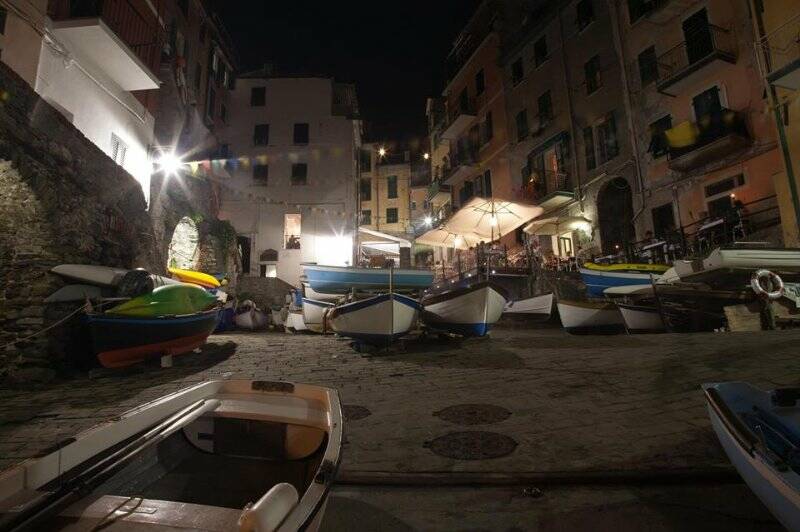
xmin=421 ymin=281 xmax=509 ymax=307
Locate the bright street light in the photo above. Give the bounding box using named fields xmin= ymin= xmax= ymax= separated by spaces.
xmin=378 ymin=147 xmax=386 ymax=157
xmin=423 ymin=152 xmax=430 ymax=160
xmin=424 ymin=216 xmax=432 ymax=225
xmin=155 ymin=151 xmax=183 ymax=176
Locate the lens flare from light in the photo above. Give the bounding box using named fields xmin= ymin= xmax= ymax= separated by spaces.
xmin=424 ymin=216 xmax=432 ymax=225
xmin=156 ymin=152 xmax=183 ymax=176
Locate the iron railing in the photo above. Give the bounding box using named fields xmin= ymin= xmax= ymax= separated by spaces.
xmin=666 ymin=108 xmax=748 ymax=160
xmin=657 ymin=24 xmax=736 ymax=85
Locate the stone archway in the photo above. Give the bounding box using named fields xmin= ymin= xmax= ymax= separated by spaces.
xmin=167 ymin=216 xmax=200 ymax=269
xmin=597 ymin=177 xmax=635 ymax=255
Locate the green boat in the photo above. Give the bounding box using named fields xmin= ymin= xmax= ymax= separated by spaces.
xmin=106 ymin=284 xmax=217 ymax=318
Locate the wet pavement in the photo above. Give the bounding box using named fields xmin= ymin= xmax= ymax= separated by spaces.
xmin=1 ymin=325 xmax=798 ymax=530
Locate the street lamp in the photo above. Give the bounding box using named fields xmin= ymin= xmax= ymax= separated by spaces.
xmin=378 ymin=147 xmax=386 ymax=157
xmin=155 ymin=151 xmax=183 ymax=177
xmin=424 ymin=215 xmax=432 ymax=226
xmin=423 ymin=152 xmax=430 ymax=160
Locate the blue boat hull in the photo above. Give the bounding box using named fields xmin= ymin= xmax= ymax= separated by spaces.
xmin=303 ymin=265 xmax=433 ymax=294
xmin=580 ymin=269 xmax=654 ymax=298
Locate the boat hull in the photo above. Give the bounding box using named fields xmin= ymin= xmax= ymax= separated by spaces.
xmin=286 ymin=310 xmax=308 ymax=332
xmin=328 ymin=293 xmax=421 ymax=344
xmin=168 ymin=267 xmax=221 ymax=288
xmin=302 ymin=298 xmax=335 ymax=333
xmin=234 ymin=309 xmax=269 ymax=330
xmin=557 ymin=300 xmax=624 ymax=334
xmin=617 ymin=303 xmax=665 ymax=334
xmin=503 ymin=293 xmax=553 ymax=317
xmin=303 ymin=283 xmax=342 ymax=303
xmin=580 ymin=268 xmax=657 ymax=298
xmin=302 ymin=264 xmax=433 ymax=294
xmin=86 ymin=309 xmax=219 ymax=368
xmin=422 ymin=282 xmax=507 ymax=337
xmin=704 ymin=383 xmax=800 ymax=531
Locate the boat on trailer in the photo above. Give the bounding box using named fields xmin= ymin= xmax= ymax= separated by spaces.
xmin=301 ymin=264 xmax=433 ymax=294
xmin=703 ymin=382 xmax=800 ymax=531
xmin=421 ymin=281 xmax=507 ymax=337
xmin=328 ymin=293 xmax=421 ymax=345
xmin=557 ymin=300 xmax=625 ymax=334
xmin=0 ymin=379 xmax=342 ymax=532
xmin=503 ymin=293 xmax=553 ymax=318
xmin=302 ymin=298 xmax=335 ymax=333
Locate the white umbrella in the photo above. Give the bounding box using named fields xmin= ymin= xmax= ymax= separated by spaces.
xmin=446 ymin=197 xmax=544 ymax=241
xmin=415 ymin=227 xmax=484 ymax=250
xmin=523 ymin=215 xmax=592 ymax=236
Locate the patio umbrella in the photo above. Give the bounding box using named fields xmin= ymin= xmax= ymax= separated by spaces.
xmin=415 ymin=227 xmax=483 ymax=250
xmin=523 ymin=215 xmax=592 ymax=236
xmin=446 ymin=197 xmax=544 ymax=241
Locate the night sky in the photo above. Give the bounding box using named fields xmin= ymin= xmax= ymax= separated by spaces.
xmin=211 ymin=0 xmax=481 ymax=145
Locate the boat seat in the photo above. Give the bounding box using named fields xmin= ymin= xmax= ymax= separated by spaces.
xmin=238 ymin=482 xmax=299 ymax=532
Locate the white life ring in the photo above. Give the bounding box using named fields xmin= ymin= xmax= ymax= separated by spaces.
xmin=750 ymin=269 xmax=784 ymax=300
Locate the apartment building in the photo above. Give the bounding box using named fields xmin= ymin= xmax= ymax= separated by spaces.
xmin=219 ymin=72 xmax=361 ymax=286
xmin=0 ymin=0 xmax=48 ymax=87
xmin=613 ymin=0 xmax=782 ymax=248
xmin=358 ymin=142 xmax=417 ymax=235
xmin=752 ymin=0 xmax=800 ymax=246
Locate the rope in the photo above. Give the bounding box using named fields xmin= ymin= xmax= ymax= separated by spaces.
xmin=0 ymin=303 xmax=88 ymax=351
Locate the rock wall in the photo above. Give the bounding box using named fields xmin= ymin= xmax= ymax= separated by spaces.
xmin=237 ymin=276 xmax=294 ymax=310
xmin=0 ymin=62 xmax=157 ymax=382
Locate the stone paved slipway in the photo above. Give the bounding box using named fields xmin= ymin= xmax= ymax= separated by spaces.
xmin=1 ymin=327 xmax=798 ymax=478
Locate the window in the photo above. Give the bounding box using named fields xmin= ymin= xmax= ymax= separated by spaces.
xmin=475 ymin=69 xmax=485 ymax=95
xmin=237 ymin=236 xmax=251 ymax=274
xmin=253 ymin=163 xmax=269 ymax=183
xmin=361 ymin=210 xmax=372 ymax=225
xmin=360 ymin=148 xmax=372 ymax=171
xmin=534 ymin=36 xmax=548 ymax=67
xmin=293 ymin=123 xmax=309 ymax=144
xmin=260 ymin=264 xmax=277 ymax=278
xmin=576 ymin=0 xmax=594 ymax=31
xmin=386 ymin=208 xmax=398 ymax=224
xmin=692 ymin=86 xmax=722 ymax=119
xmin=583 ymin=126 xmax=596 ymax=171
xmin=291 ymin=163 xmax=308 ymax=185
xmin=284 ymin=214 xmax=301 ymax=249
xmin=705 ymin=174 xmax=745 ymax=198
xmin=585 ymin=55 xmax=601 ymax=94
xmin=459 ymin=88 xmax=469 ymax=111
xmin=411 ymin=200 xmax=417 ymax=211
xmin=250 ymin=87 xmax=265 ymax=106
xmin=360 ymin=178 xmax=372 ymax=201
xmin=220 ymin=104 xmax=227 ymax=123
xmin=459 ymin=181 xmax=474 ymax=204
xmin=708 ymin=195 xmax=735 ymax=219
xmin=511 ymin=58 xmax=524 ymax=85
xmin=597 ymin=113 xmax=619 ymax=163
xmin=516 ymin=109 xmax=529 ymax=141
xmin=110 ymin=134 xmax=127 ymax=166
xmin=205 ymin=83 xmax=216 ymax=121
xmin=638 ymin=46 xmax=658 ymax=86
xmin=537 ymin=91 xmax=553 ymax=122
xmin=387 ymin=175 xmax=398 ymax=198
xmin=253 ymin=124 xmax=269 ymax=146
xmin=482 ymin=112 xmax=493 ymax=144
xmin=647 ymin=115 xmax=672 ymax=158
xmin=651 ymin=202 xmax=675 ymax=238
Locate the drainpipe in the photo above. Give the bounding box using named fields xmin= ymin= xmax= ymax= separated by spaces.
xmin=556 ymin=4 xmax=583 ymax=212
xmin=607 ymin=0 xmax=647 ymax=224
xmin=748 ymin=0 xmax=800 ymax=241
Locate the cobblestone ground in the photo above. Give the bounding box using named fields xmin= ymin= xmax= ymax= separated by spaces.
xmin=0 ymin=326 xmax=798 ymax=529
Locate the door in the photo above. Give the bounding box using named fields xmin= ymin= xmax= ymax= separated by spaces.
xmin=544 ymin=146 xmax=559 ymax=193
xmin=692 ymin=86 xmax=722 ymax=119
xmin=683 ymin=9 xmax=713 ymax=65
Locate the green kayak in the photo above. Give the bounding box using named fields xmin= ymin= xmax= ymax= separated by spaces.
xmin=106 ymin=283 xmax=218 ymax=317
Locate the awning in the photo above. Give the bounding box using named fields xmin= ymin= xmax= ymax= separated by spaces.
xmin=523 ymin=215 xmax=592 ymax=236
xmin=445 ymin=197 xmax=544 ymax=240
xmin=415 ymin=227 xmax=484 ymax=250
xmin=358 ymin=226 xmax=412 ymax=247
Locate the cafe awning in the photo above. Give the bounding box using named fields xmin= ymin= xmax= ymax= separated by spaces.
xmin=523 ymin=215 xmax=592 ymax=236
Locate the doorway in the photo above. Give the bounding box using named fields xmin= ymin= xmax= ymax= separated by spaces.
xmin=597 ymin=177 xmax=635 ymax=255
xmin=683 ymin=8 xmax=713 ymax=66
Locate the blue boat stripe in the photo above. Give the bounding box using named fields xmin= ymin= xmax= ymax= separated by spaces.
xmin=333 ymin=294 xmax=422 ymax=316
xmin=302 ymin=298 xmax=335 ymax=308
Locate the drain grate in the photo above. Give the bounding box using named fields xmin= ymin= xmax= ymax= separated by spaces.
xmin=342 ymin=405 xmax=372 ymax=421
xmin=424 ymin=431 xmax=517 ymax=460
xmin=433 ymin=404 xmax=511 ymax=425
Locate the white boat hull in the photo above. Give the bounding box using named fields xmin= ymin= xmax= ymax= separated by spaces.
xmin=557 ymin=300 xmax=624 ymax=334
xmin=617 ymin=304 xmax=665 ymax=333
xmin=422 ymin=282 xmax=507 ymax=336
xmin=302 ymin=298 xmax=334 ymax=334
xmin=303 ymin=283 xmax=342 ymax=303
xmin=329 ymin=293 xmax=421 ymax=344
xmin=503 ymin=293 xmax=553 ymax=316
xmin=234 ymin=309 xmax=269 ymax=330
xmin=286 ymin=310 xmax=308 ymax=332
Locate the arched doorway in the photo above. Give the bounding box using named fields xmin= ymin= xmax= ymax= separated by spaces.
xmin=597 ymin=177 xmax=635 ymax=255
xmin=167 ymin=216 xmax=199 ymax=269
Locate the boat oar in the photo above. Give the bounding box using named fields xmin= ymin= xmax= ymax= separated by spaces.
xmin=4 ymin=399 xmax=220 ymax=532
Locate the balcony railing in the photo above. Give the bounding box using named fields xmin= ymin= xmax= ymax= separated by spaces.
xmin=656 ymin=25 xmax=736 ymax=93
xmin=663 ymin=108 xmax=750 ymax=172
xmin=427 ymin=179 xmax=451 ymax=202
xmin=441 ymin=98 xmax=477 ymax=141
xmin=49 ymin=0 xmax=160 ymax=71
xmin=755 ymin=11 xmax=800 ymax=90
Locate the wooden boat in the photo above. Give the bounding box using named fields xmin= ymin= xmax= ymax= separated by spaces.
xmin=703 ymin=382 xmax=800 ymax=531
xmin=556 ymin=300 xmax=625 ymax=334
xmin=503 ymin=293 xmax=553 ymax=318
xmin=106 ymin=284 xmax=218 ymax=318
xmin=85 ymin=309 xmax=219 ymax=368
xmin=51 ymin=265 xmax=178 ymax=292
xmin=328 ymin=293 xmax=421 ymax=345
xmin=234 ymin=300 xmax=269 ymax=330
xmin=421 ymin=281 xmax=507 ymax=337
xmin=579 ymin=263 xmax=667 ymax=298
xmin=616 ymin=302 xmax=666 ymax=334
xmin=301 ymin=264 xmax=433 ymax=294
xmin=303 ymin=283 xmax=342 ymax=303
xmin=168 ymin=267 xmax=221 ymax=288
xmin=302 ymin=298 xmax=334 ymax=334
xmin=675 ymin=246 xmax=800 ymax=288
xmin=0 ymin=379 xmax=342 ymax=531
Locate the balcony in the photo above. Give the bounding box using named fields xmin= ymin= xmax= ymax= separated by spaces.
xmin=442 ymin=148 xmax=478 ymax=186
xmin=517 ymin=170 xmax=574 ymax=213
xmin=427 ymin=179 xmax=451 ymax=204
xmin=656 ymin=25 xmax=736 ymax=95
xmin=664 ymin=108 xmax=750 ymax=173
xmin=641 ymin=0 xmax=698 ymax=25
xmin=48 ymin=0 xmax=160 ymax=91
xmin=441 ymin=99 xmax=477 ymax=141
xmin=756 ymin=12 xmax=800 ymax=90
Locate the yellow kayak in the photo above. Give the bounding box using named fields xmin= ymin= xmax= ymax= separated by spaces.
xmin=168 ymin=267 xmax=221 ymax=288
xmin=582 ymin=262 xmax=670 ymax=273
